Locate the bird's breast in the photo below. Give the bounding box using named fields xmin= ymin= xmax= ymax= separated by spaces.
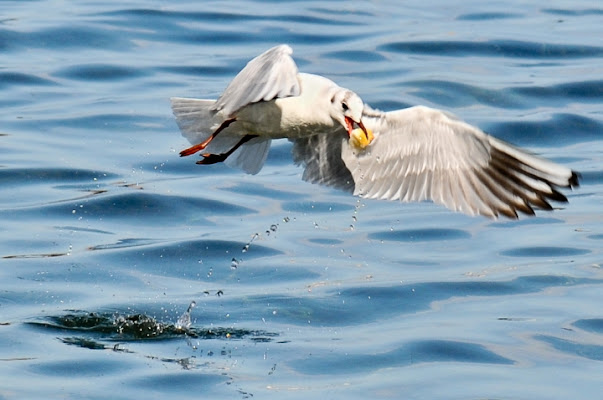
xmin=236 ymin=97 xmax=339 ymax=139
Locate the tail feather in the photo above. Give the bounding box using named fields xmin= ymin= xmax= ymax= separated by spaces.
xmin=225 ymin=138 xmax=271 ymax=175
xmin=170 ymin=97 xmax=218 ymax=144
xmin=171 ymin=97 xmax=271 ymax=174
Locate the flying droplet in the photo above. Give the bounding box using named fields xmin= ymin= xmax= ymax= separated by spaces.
xmin=242 ymin=233 xmax=259 ymax=252
xmin=175 ymin=301 xmax=196 ymax=330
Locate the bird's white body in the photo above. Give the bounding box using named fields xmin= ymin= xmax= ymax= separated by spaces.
xmin=172 ymin=45 xmax=579 ymax=219
xmin=237 ymin=73 xmax=345 ymax=138
xmin=171 ymin=73 xmax=348 ymax=174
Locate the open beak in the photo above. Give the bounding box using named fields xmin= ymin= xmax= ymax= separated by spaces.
xmin=344 ymin=116 xmax=369 ymax=139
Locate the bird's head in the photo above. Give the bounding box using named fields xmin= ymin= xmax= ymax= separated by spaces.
xmin=329 ymin=89 xmax=369 ymax=140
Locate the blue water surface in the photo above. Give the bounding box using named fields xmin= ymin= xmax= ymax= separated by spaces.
xmin=1 ymin=1 xmax=602 ymax=399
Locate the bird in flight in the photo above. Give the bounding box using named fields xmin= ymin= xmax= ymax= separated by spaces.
xmin=172 ymin=45 xmax=579 ymax=219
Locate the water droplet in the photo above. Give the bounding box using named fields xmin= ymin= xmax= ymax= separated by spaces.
xmin=283 ymin=216 xmax=290 ymax=223
xmin=243 ymin=233 xmax=259 ymax=252
xmin=230 ymin=258 xmax=239 ymax=269
xmin=270 ymin=224 xmax=277 ymax=232
xmin=175 ymin=301 xmax=196 ymax=330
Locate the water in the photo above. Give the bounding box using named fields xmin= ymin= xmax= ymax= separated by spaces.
xmin=1 ymin=0 xmax=602 ymax=398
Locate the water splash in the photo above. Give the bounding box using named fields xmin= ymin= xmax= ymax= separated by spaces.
xmin=175 ymin=301 xmax=196 ymax=331
xmin=350 ymin=198 xmax=364 ymax=231
xmin=233 ymin=216 xmax=294 ymax=271
xmin=242 ymin=233 xmax=259 ymax=253
xmin=266 ymin=223 xmax=279 ymax=236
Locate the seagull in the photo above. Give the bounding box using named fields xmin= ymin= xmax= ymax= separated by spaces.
xmin=171 ymin=44 xmax=368 ymax=174
xmin=172 ymin=45 xmax=579 ymax=219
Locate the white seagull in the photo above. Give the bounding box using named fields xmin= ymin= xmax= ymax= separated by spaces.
xmin=171 ymin=45 xmax=579 ymax=219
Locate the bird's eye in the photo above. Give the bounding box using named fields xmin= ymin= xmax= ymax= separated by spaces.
xmin=342 ymin=103 xmax=349 ymax=111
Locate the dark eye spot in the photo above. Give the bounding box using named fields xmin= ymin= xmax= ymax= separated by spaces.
xmin=342 ymin=103 xmax=349 ymax=111
xmin=330 ymin=96 xmax=336 ymax=103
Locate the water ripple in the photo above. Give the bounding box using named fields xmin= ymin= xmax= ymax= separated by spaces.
xmin=370 ymin=228 xmax=471 ymax=242
xmin=534 ymin=335 xmax=603 ymax=361
xmin=0 ymin=168 xmax=116 ymax=186
xmin=400 ymin=79 xmax=522 ymax=108
xmin=0 ymin=26 xmax=131 ymax=52
xmin=511 ymin=79 xmax=603 ymax=101
xmin=379 ymin=39 xmax=603 ymax=58
xmin=56 ymin=64 xmax=146 ymax=81
xmin=488 ymin=113 xmax=603 ymax=146
xmin=542 ymin=8 xmax=603 ymax=16
xmin=456 ymin=12 xmax=522 ymax=20
xmin=97 ymin=8 xmax=354 ymax=26
xmin=1 ymin=191 xmax=253 ymax=224
xmin=220 ymin=275 xmax=602 ymax=327
xmin=0 ymin=72 xmax=56 ymax=89
xmin=324 ymin=50 xmax=389 ymax=63
xmin=95 ymin=238 xmax=283 ymax=278
xmin=291 ymin=340 xmax=513 ymax=375
xmin=573 ymin=319 xmax=603 ymax=334
xmin=501 ymin=246 xmax=590 ymax=258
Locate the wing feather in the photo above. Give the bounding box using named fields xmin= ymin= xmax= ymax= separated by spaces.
xmin=291 ymin=132 xmax=355 ymax=192
xmin=213 ymin=45 xmax=300 ymax=117
xmin=341 ymin=105 xmax=578 ymax=219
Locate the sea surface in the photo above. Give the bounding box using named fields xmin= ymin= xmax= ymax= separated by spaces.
xmin=1 ymin=1 xmax=602 ymax=399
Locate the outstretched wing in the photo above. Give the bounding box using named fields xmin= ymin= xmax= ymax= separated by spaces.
xmin=213 ymin=44 xmax=301 ymax=117
xmin=341 ymin=106 xmax=579 ymax=219
xmin=291 ymin=131 xmax=355 ymax=192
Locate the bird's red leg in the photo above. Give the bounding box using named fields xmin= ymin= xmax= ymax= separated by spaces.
xmin=179 ymin=118 xmax=236 ymax=157
xmin=197 ymin=134 xmax=257 ymax=165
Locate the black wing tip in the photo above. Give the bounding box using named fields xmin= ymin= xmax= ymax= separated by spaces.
xmin=569 ymin=170 xmax=581 ymax=188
